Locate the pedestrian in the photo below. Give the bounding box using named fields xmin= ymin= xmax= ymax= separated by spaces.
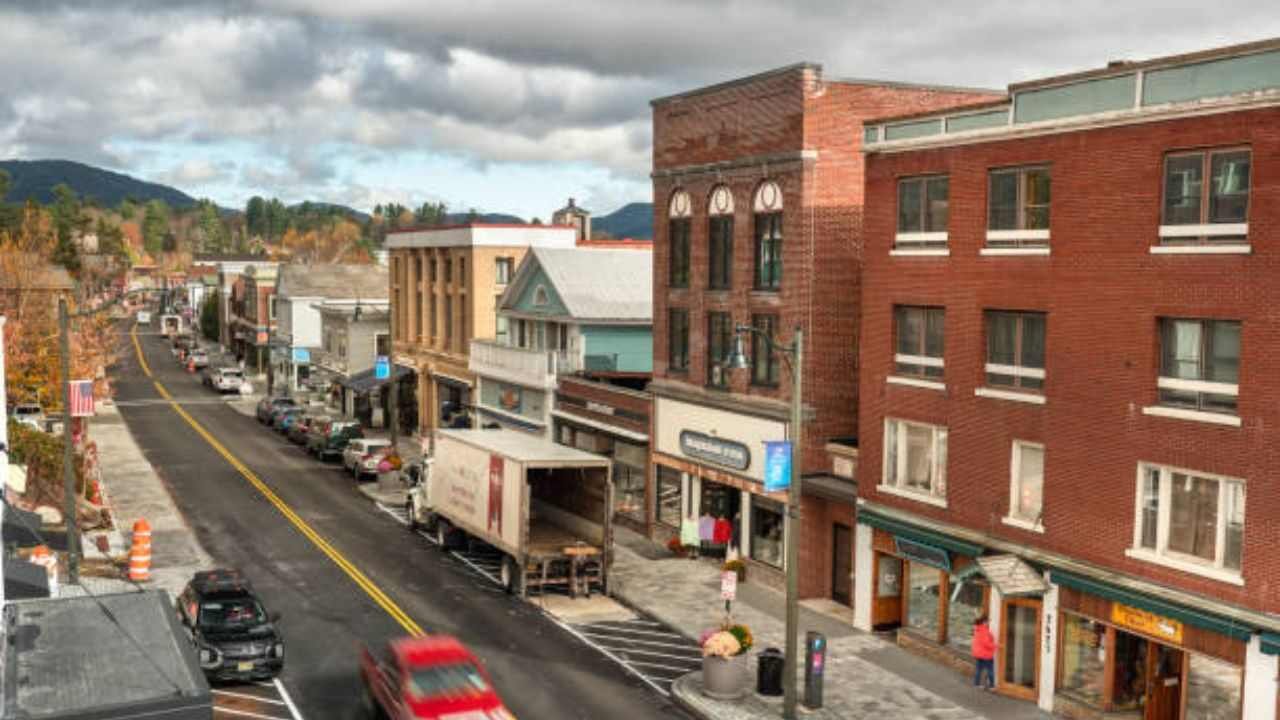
xmin=971 ymin=615 xmax=996 ymax=691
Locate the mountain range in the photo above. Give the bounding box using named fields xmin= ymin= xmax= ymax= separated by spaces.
xmin=0 ymin=158 xmax=653 ymax=238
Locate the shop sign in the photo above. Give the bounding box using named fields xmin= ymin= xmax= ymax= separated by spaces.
xmin=499 ymin=385 xmax=523 ymax=412
xmin=256 ymin=331 xmax=268 ymax=344
xmin=679 ymin=430 xmax=750 ymax=471
xmin=1111 ymin=603 xmax=1183 ymax=644
xmin=292 ymin=348 xmax=311 ymax=364
xmin=375 ymin=356 xmax=390 ymax=380
xmin=720 ymin=570 xmax=737 ymax=601
xmin=763 ymin=441 xmax=792 ymax=492
xmin=586 ymin=401 xmax=615 ymax=416
xmin=893 ymin=537 xmax=951 ymax=572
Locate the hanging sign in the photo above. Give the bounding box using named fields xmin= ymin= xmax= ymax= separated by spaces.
xmin=720 ymin=570 xmax=738 ymax=601
xmin=1111 ymin=603 xmax=1183 ymax=644
xmin=763 ymin=441 xmax=792 ymax=492
xmin=679 ymin=430 xmax=750 ymax=471
xmin=375 ymin=356 xmax=390 ymax=380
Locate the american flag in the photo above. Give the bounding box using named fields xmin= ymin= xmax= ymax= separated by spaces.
xmin=69 ymin=380 xmax=95 ymax=417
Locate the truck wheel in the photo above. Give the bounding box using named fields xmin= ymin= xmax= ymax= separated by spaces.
xmin=500 ymin=556 xmax=522 ymax=595
xmin=435 ymin=521 xmax=450 ymax=548
xmin=405 ymin=499 xmax=418 ymax=531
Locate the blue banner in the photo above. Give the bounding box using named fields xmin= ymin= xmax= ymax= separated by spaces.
xmin=374 ymin=356 xmax=390 ymax=380
xmin=763 ymin=441 xmax=792 ymax=493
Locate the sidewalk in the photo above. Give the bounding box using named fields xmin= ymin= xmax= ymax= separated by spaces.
xmin=74 ymin=401 xmax=213 ymax=599
xmin=610 ymin=527 xmax=1053 ymax=720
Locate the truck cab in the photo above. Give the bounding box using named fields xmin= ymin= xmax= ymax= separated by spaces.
xmin=359 ymin=636 xmax=512 ymax=720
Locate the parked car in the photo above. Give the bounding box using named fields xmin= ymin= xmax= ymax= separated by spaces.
xmin=9 ymin=403 xmax=45 ymax=431
xmin=343 ymin=439 xmax=393 ymax=480
xmin=256 ymin=396 xmax=298 ymax=424
xmin=208 ymin=367 xmax=245 ymax=393
xmin=286 ymin=413 xmax=326 ymax=444
xmin=306 ymin=420 xmax=363 ymax=460
xmin=188 ymin=349 xmax=209 ymax=370
xmin=272 ymin=407 xmax=304 ymax=433
xmin=360 ymin=636 xmax=511 ymax=720
xmin=136 ymin=310 xmax=152 ymax=325
xmin=175 ymin=569 xmax=284 ymax=682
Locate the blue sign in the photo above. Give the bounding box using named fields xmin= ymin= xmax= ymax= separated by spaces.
xmin=292 ymin=348 xmax=311 ymax=364
xmin=374 ymin=356 xmax=390 ymax=380
xmin=763 ymin=441 xmax=792 ymax=493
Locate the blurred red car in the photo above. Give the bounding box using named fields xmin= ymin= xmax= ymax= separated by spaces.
xmin=360 ymin=636 xmax=514 ymax=720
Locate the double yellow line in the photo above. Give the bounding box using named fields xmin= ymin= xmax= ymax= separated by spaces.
xmin=130 ymin=326 xmax=423 ymax=635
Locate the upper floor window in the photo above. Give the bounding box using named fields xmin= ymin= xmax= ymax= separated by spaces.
xmin=444 ymin=256 xmax=453 ymax=283
xmin=988 ymin=166 xmax=1050 ymax=248
xmin=495 ymin=257 xmax=514 ymax=285
xmin=985 ymin=311 xmax=1045 ymax=391
xmin=496 ymin=315 xmax=509 ymax=345
xmin=668 ymin=308 xmax=689 ymax=372
xmin=669 ymin=191 xmax=692 ymax=288
xmin=753 ymin=181 xmax=783 ymax=290
xmin=1158 ymin=318 xmax=1239 ymax=414
xmin=1160 ymin=149 xmax=1250 ymax=245
xmin=894 ymin=306 xmax=944 ymax=379
xmin=750 ymin=314 xmax=779 ymax=386
xmin=882 ymin=418 xmax=947 ymax=504
xmin=896 ymin=176 xmax=948 ymax=249
xmin=708 ymin=186 xmax=734 ymax=290
xmin=429 ymin=257 xmax=437 ymax=282
xmin=1006 ymin=441 xmax=1044 ymax=529
xmin=706 ymin=311 xmax=733 ymax=389
xmin=1134 ymin=463 xmax=1244 ymax=577
xmin=459 ymin=257 xmax=466 ymax=285
xmin=375 ymin=333 xmax=391 ymax=357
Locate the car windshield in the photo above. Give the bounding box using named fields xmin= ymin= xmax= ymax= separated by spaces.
xmin=406 ymin=663 xmax=491 ymax=701
xmin=14 ymin=406 xmax=40 ymax=416
xmin=198 ymin=598 xmax=266 ymax=630
xmin=223 ymin=371 xmax=243 ymax=379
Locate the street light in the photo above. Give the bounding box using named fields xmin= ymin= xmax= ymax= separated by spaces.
xmin=725 ymin=323 xmax=804 ymax=720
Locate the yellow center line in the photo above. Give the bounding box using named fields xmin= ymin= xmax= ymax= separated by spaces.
xmin=129 ymin=325 xmax=423 ymax=636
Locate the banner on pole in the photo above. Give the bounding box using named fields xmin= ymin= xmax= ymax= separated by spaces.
xmin=763 ymin=441 xmax=792 ymax=492
xmin=69 ymin=380 xmax=95 ymax=417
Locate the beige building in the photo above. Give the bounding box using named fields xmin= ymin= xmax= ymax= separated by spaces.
xmin=386 ymin=223 xmax=577 ymax=437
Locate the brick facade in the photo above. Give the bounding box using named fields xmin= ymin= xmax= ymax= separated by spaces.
xmin=860 ymin=104 xmax=1280 ymax=614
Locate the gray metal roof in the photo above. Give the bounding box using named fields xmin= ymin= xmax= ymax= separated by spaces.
xmin=517 ymin=247 xmax=652 ymax=322
xmin=437 ymin=428 xmax=611 ymax=467
xmin=275 ymin=263 xmax=389 ymax=300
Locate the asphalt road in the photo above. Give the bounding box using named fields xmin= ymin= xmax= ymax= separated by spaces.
xmin=112 ymin=327 xmax=688 ymax=720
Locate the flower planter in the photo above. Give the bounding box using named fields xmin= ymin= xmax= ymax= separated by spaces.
xmin=701 ymin=654 xmax=748 ymax=700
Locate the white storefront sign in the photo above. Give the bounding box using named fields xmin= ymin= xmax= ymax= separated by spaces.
xmin=654 ymin=397 xmax=786 ymax=483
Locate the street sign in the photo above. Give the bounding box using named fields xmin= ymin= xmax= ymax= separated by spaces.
xmin=375 ymin=356 xmax=390 ymax=380
xmin=763 ymin=441 xmax=792 ymax=492
xmin=720 ymin=570 xmax=738 ymax=601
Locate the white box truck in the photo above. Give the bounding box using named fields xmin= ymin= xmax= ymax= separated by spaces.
xmin=408 ymin=428 xmax=613 ymax=597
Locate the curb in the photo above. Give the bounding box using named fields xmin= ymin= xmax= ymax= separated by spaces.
xmin=670 ymin=674 xmax=716 ymax=720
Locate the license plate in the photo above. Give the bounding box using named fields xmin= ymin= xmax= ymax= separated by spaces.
xmin=237 ymin=661 xmax=254 ymax=672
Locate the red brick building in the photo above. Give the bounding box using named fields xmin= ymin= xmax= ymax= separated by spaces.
xmin=649 ymin=63 xmax=997 ymax=601
xmin=856 ymin=39 xmax=1280 ymax=719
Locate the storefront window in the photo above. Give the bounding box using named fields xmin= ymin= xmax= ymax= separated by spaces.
xmin=1185 ymin=652 xmax=1242 ymax=720
xmin=750 ymin=498 xmax=783 ymax=567
xmin=655 ymin=466 xmax=682 ymax=528
xmin=1059 ymin=613 xmax=1107 ymax=707
xmin=906 ymin=563 xmax=942 ymax=640
xmin=612 ymin=442 xmax=647 ymax=524
xmin=945 ymin=577 xmax=987 ymax=653
xmin=1111 ymin=630 xmax=1147 ymax=711
xmin=700 ymin=481 xmax=739 ymax=521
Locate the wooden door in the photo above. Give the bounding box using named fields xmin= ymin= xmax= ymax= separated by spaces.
xmin=832 ymin=523 xmax=853 ymax=606
xmin=872 ymin=554 xmax=903 ymax=629
xmin=998 ymin=598 xmax=1041 ymax=701
xmin=1144 ymin=645 xmax=1183 ymax=720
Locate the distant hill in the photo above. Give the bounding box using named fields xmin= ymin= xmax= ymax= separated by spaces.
xmin=594 ymin=202 xmax=652 ymax=240
xmin=0 ymin=159 xmax=198 ymax=208
xmin=289 ymin=201 xmax=370 ymax=223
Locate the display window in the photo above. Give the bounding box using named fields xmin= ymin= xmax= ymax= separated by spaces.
xmin=750 ymin=497 xmax=783 ymax=567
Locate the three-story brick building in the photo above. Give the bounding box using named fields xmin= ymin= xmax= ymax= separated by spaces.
xmin=857 ymin=38 xmax=1280 ymax=719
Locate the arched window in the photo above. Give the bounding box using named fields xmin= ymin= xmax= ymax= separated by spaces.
xmin=753 ymin=181 xmax=783 ymax=290
xmin=668 ymin=190 xmax=692 ymax=288
xmin=708 ymin=186 xmax=734 ymax=290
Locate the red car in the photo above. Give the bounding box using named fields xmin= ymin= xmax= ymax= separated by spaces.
xmin=360 ymin=636 xmax=514 ymax=720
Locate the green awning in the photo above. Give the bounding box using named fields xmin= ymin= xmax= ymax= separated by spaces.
xmin=858 ymin=508 xmax=983 ymax=557
xmin=1049 ymin=570 xmax=1254 ymax=641
xmin=1261 ymin=633 xmax=1280 ymax=656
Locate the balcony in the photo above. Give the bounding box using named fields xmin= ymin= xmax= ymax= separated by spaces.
xmin=469 ymin=339 xmax=558 ymax=389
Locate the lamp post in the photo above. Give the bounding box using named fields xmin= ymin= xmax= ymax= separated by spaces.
xmin=725 ymin=323 xmax=804 ymax=719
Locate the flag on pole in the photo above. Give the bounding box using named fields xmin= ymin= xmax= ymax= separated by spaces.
xmin=69 ymin=380 xmax=96 ymax=417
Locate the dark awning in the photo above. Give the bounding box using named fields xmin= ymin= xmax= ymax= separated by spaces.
xmin=3 ymin=506 xmax=45 ymax=547
xmin=857 ymin=506 xmax=983 ymax=557
xmin=801 ymin=475 xmax=856 ymax=504
xmin=5 ymin=557 xmax=50 ymax=599
xmin=1261 ymin=632 xmax=1280 ymax=655
xmin=338 ymin=363 xmax=414 ymax=394
xmin=1050 ymin=569 xmax=1255 ymax=641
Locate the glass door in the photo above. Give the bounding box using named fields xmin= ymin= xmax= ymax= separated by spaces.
xmin=872 ymin=554 xmax=903 ymax=629
xmin=999 ymin=598 xmax=1041 ymax=700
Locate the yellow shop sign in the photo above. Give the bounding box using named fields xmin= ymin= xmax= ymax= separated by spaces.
xmin=1111 ymin=603 xmax=1183 ymax=644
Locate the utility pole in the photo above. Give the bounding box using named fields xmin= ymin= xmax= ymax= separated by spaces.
xmin=58 ymin=298 xmax=81 ymax=584
xmin=1 ymin=315 xmax=9 ymax=607
xmin=781 ymin=325 xmax=804 ymax=719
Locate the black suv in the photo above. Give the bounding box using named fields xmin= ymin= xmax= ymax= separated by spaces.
xmin=176 ymin=569 xmax=285 ymax=682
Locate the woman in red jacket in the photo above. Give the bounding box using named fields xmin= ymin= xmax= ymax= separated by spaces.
xmin=971 ymin=615 xmax=996 ymax=690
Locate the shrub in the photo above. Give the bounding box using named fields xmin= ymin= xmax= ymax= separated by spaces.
xmin=726 ymin=623 xmax=753 ymax=654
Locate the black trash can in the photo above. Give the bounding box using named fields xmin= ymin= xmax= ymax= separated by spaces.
xmin=757 ymin=648 xmax=784 ymax=696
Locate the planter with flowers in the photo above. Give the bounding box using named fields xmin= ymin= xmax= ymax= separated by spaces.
xmin=722 ymin=558 xmax=746 ymax=582
xmin=700 ymin=622 xmax=753 ymax=699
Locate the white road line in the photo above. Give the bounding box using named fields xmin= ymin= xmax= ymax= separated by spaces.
xmin=617 ymin=619 xmax=665 ymax=626
xmin=575 ymin=631 xmax=702 ymax=653
xmin=274 ymin=678 xmax=306 ymax=720
xmin=212 ymin=690 xmax=287 ymax=706
xmin=213 ymin=707 xmax=290 ymax=720
xmin=449 ymin=550 xmax=502 ymax=586
xmin=376 ymin=503 xmax=409 ymax=526
xmin=594 ymin=646 xmax=707 ymax=662
xmin=548 ymin=617 xmax=670 ymax=697
xmin=579 ymin=624 xmax=691 ymax=640
xmin=619 ymin=659 xmax=703 ymax=671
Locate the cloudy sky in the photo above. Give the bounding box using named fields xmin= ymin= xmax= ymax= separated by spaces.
xmin=1 ymin=1 xmax=1276 ymax=219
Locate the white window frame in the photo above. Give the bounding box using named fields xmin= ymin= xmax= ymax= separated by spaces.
xmin=1003 ymin=441 xmax=1044 ymax=532
xmin=1127 ymin=462 xmax=1245 ymax=585
xmin=880 ymin=418 xmax=948 ymax=507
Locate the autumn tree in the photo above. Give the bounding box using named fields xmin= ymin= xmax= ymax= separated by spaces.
xmin=142 ymin=199 xmax=169 ymax=254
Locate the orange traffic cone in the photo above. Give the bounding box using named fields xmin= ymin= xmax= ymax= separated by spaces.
xmin=128 ymin=519 xmax=152 ymax=582
xmin=187 ymin=357 xmax=196 ymax=373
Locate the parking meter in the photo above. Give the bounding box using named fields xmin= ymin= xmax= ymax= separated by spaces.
xmin=803 ymin=631 xmax=825 ymax=709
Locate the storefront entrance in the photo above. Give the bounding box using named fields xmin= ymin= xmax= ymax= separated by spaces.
xmin=872 ymin=554 xmax=903 ymax=629
xmin=999 ymin=598 xmax=1041 ymax=701
xmin=832 ymin=523 xmax=852 ymax=606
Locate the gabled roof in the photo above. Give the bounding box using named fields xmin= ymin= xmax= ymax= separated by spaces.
xmin=275 ymin=263 xmax=389 ymax=300
xmin=502 ymin=246 xmax=651 ymax=323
